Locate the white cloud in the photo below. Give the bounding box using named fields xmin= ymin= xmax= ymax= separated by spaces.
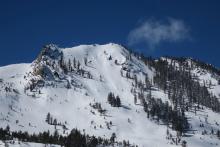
xmin=128 ymin=18 xmax=190 ymax=49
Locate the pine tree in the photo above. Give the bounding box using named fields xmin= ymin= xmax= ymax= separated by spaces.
xmin=116 ymin=96 xmax=121 ymax=107
xmin=134 ymin=95 xmax=137 ymax=104
xmin=73 ymin=57 xmax=76 ymax=68
xmin=84 ymin=57 xmax=87 ymax=66
xmin=46 ymin=112 xmax=51 ymax=124
xmin=108 ymin=92 xmax=113 ymax=104
xmin=217 ymin=130 xmax=220 ymax=138
xmin=68 ymin=59 xmax=72 ymax=71
xmin=77 ymin=61 xmax=81 ymax=70
xmin=53 ymin=119 xmax=57 ymax=125
xmin=110 ymin=133 xmax=116 ymax=143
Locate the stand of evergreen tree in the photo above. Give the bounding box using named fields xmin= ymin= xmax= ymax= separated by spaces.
xmin=107 ymin=92 xmax=121 ymax=107
xmin=142 ymin=97 xmax=188 ymax=135
xmin=0 ymin=125 xmax=136 ymax=147
xmin=151 ymin=58 xmax=220 ymax=113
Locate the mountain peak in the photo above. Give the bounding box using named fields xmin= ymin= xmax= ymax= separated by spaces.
xmin=1 ymin=43 xmax=220 ymax=147
xmin=40 ymin=44 xmax=62 ymax=59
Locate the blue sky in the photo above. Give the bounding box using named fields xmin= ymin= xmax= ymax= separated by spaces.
xmin=0 ymin=0 xmax=220 ymax=67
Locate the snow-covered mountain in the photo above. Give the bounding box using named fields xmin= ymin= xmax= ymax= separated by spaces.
xmin=0 ymin=43 xmax=220 ymax=147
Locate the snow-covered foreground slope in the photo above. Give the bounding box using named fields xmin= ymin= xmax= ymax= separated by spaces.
xmin=0 ymin=43 xmax=220 ymax=146
xmin=0 ymin=140 xmax=59 ymax=147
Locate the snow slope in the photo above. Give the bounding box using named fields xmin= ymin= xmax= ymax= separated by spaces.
xmin=0 ymin=43 xmax=220 ymax=146
xmin=0 ymin=140 xmax=60 ymax=147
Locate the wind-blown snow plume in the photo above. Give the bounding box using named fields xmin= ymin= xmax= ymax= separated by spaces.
xmin=128 ymin=18 xmax=190 ymax=49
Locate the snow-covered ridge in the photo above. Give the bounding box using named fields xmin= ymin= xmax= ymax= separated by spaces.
xmin=0 ymin=43 xmax=220 ymax=147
